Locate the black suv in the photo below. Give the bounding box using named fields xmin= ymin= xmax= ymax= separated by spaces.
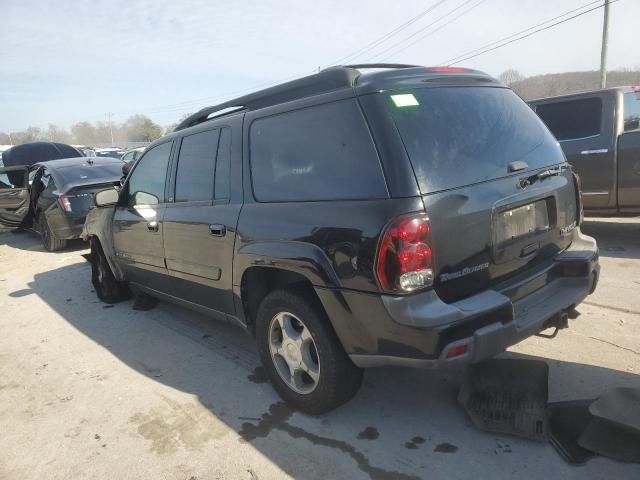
xmin=83 ymin=64 xmax=599 ymax=413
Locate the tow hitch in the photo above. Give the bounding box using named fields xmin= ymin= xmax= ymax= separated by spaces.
xmin=535 ymin=308 xmax=577 ymax=339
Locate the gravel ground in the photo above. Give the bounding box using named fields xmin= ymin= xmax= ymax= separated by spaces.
xmin=0 ymin=218 xmax=639 ymax=480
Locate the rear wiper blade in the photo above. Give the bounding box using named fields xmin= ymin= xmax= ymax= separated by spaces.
xmin=520 ymin=165 xmax=568 ymax=188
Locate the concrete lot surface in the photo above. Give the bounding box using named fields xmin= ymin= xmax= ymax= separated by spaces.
xmin=1 ymin=218 xmax=639 ymax=480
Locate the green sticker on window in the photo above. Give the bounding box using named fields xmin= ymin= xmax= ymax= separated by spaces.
xmin=391 ymin=93 xmax=419 ymax=107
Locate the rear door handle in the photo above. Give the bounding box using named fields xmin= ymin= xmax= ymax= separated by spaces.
xmin=209 ymin=224 xmax=226 ymax=236
xmin=580 ymin=148 xmax=608 ymax=155
xmin=147 ymin=221 xmax=159 ymax=232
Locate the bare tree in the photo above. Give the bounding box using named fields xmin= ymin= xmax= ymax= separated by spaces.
xmin=499 ymin=69 xmax=525 ymax=86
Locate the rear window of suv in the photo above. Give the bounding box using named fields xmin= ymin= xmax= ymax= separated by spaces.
xmin=250 ymin=99 xmax=387 ymax=202
xmin=387 ymin=87 xmax=564 ymax=193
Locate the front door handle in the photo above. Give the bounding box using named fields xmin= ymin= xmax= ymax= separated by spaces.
xmin=580 ymin=148 xmax=608 ymax=155
xmin=209 ymin=224 xmax=226 ymax=236
xmin=147 ymin=221 xmax=159 ymax=232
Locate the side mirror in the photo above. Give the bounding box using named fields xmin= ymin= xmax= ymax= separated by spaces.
xmin=624 ymin=119 xmax=640 ymax=131
xmin=95 ymin=188 xmax=119 ymax=207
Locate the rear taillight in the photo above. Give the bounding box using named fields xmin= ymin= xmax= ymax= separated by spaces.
xmin=376 ymin=213 xmax=434 ymax=293
xmin=571 ymin=170 xmax=584 ymax=225
xmin=58 ymin=194 xmax=72 ymax=212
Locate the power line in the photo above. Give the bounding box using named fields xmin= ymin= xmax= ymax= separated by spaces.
xmin=117 ymin=1 xmax=454 ymax=116
xmin=443 ymin=0 xmax=602 ymax=65
xmin=327 ymin=0 xmax=450 ymax=66
xmin=443 ymin=0 xmax=619 ymax=65
xmin=364 ymin=0 xmax=488 ymax=63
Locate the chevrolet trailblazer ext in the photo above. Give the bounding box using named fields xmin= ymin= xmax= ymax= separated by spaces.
xmin=83 ymin=65 xmax=599 ymax=413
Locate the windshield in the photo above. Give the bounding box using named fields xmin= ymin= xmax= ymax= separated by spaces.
xmin=385 ymin=86 xmax=565 ymax=193
xmin=56 ymin=163 xmax=122 ymax=187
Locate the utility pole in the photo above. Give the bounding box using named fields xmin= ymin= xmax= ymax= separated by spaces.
xmin=106 ymin=112 xmax=115 ymax=147
xmin=599 ymin=0 xmax=610 ymax=89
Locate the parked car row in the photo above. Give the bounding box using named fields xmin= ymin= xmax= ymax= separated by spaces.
xmin=76 ymin=65 xmax=600 ymax=413
xmin=0 ymin=142 xmax=125 ymax=250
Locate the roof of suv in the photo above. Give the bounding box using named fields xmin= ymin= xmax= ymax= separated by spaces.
xmin=175 ymin=64 xmax=500 ymax=132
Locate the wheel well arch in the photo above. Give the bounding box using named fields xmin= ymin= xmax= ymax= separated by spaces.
xmin=240 ymin=267 xmax=326 ymax=334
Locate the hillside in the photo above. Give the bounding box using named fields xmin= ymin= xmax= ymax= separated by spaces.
xmin=509 ymin=70 xmax=640 ymax=100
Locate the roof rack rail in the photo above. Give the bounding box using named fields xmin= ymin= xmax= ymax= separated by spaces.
xmin=174 ymin=64 xmax=423 ymax=132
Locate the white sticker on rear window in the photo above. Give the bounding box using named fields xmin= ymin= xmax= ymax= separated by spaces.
xmin=391 ymin=93 xmax=419 ymax=107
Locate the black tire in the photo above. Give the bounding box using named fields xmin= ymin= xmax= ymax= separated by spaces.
xmin=90 ymin=238 xmax=131 ymax=303
xmin=255 ymin=289 xmax=363 ymax=414
xmin=39 ymin=214 xmax=66 ymax=252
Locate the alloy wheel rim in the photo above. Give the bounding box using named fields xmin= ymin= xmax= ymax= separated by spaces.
xmin=268 ymin=311 xmax=320 ymax=394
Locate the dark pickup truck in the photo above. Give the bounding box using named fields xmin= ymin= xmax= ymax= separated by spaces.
xmin=530 ymin=86 xmax=640 ymax=215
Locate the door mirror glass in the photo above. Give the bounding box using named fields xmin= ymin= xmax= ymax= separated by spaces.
xmin=94 ymin=188 xmax=120 ymax=207
xmin=131 ymin=191 xmax=158 ymax=206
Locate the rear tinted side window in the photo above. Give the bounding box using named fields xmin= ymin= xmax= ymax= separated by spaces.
xmin=250 ymin=99 xmax=387 ymax=202
xmin=624 ymin=91 xmax=640 ymax=132
xmin=535 ymin=97 xmax=602 ymax=141
xmin=175 ymin=129 xmax=220 ymax=202
xmin=215 ymin=128 xmax=231 ymax=200
xmin=128 ymin=141 xmax=172 ymax=205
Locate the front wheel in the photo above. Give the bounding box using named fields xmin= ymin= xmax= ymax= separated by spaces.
xmin=255 ymin=289 xmax=363 ymax=414
xmin=91 ymin=238 xmax=130 ymax=303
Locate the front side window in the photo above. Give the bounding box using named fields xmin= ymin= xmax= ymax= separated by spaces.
xmin=250 ymin=99 xmax=387 ymax=202
xmin=127 ymin=141 xmax=172 ymax=206
xmin=175 ymin=129 xmax=219 ymax=202
xmin=0 ymin=167 xmax=27 ymax=189
xmin=624 ymin=91 xmax=640 ymax=132
xmin=535 ymin=97 xmax=602 ymax=141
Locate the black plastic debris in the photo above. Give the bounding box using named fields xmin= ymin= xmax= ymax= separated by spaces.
xmin=578 ymin=388 xmax=640 ymax=463
xmin=589 ymin=388 xmax=640 ymax=435
xmin=458 ymin=358 xmax=549 ymax=441
xmin=460 ymin=361 xmax=640 ymax=464
xmin=548 ymin=400 xmax=597 ymax=465
xmin=132 ymin=292 xmax=159 ymax=311
xmin=579 ymin=417 xmax=640 ymax=464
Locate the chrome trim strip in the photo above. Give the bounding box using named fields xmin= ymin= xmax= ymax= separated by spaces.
xmin=559 ymin=134 xmax=601 ymax=142
xmin=580 ymin=148 xmax=609 ymax=155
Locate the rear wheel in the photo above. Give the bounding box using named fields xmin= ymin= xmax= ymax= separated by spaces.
xmin=255 ymin=289 xmax=363 ymax=414
xmin=91 ymin=238 xmax=130 ymax=303
xmin=39 ymin=214 xmax=66 ymax=252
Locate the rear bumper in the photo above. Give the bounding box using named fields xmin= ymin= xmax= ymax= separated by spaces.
xmin=318 ymin=229 xmax=599 ymax=369
xmin=45 ymin=209 xmax=86 ymax=240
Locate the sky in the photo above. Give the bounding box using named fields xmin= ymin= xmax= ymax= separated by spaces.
xmin=1 ymin=0 xmax=638 ymax=132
